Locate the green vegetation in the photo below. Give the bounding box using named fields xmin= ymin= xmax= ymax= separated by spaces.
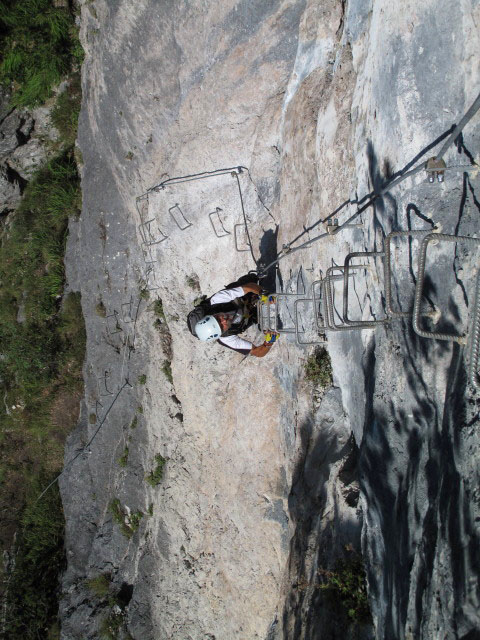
xmin=146 ymin=454 xmax=166 ymax=487
xmin=161 ymin=360 xmax=173 ymax=384
xmin=2 ymin=476 xmax=66 ymax=638
xmin=152 ymin=297 xmax=166 ymax=321
xmin=304 ymin=347 xmax=333 ymax=388
xmin=0 ymin=0 xmax=83 ymax=107
xmin=319 ymin=551 xmax=371 ymax=623
xmin=185 ymin=274 xmax=200 ymax=290
xmin=0 ymin=4 xmax=84 ymax=635
xmin=147 ymin=502 xmax=154 ymax=516
xmin=130 ymin=415 xmax=138 ymax=429
xmin=109 ymin=499 xmax=143 ymax=539
xmin=139 ymin=286 xmax=150 ymax=301
xmin=95 ymin=300 xmax=107 ymax=317
xmin=86 ymin=574 xmax=133 ymax=640
xmin=138 ymin=374 xmax=147 ymax=385
xmin=51 ymin=71 xmax=82 ymax=147
xmin=118 ymin=446 xmax=129 ymax=468
xmin=86 ymin=573 xmax=112 ymax=599
xmin=99 ymin=611 xmax=124 ymax=640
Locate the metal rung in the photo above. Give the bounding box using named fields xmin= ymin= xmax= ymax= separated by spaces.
xmin=97 ymin=370 xmax=114 ymax=396
xmin=324 ymin=267 xmax=374 ymax=331
xmin=141 ymin=243 xmax=157 ymax=264
xmin=343 ymin=252 xmax=388 ymax=326
xmin=143 ymin=265 xmax=160 ymax=291
xmin=169 ymin=203 xmax=192 ymax=230
xmin=209 ymin=207 xmax=231 ymax=237
xmin=139 ymin=218 xmax=168 ymax=245
xmin=468 ymin=270 xmax=480 ymax=390
xmin=384 ymin=229 xmax=432 ymax=318
xmin=413 ymin=233 xmax=480 ymax=343
xmin=121 ymin=297 xmax=134 ymax=323
xmin=106 ymin=311 xmax=123 ymax=335
xmin=234 ymin=224 xmax=251 ymax=252
xmin=257 ymin=293 xmax=299 ymax=334
xmin=294 ymin=297 xmax=327 ymax=345
xmin=312 ymin=279 xmax=327 ymax=332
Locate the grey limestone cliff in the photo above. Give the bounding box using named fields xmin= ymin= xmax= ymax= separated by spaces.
xmin=60 ymin=1 xmax=480 ymax=638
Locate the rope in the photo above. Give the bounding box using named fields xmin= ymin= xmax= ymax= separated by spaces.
xmin=36 ymin=379 xmax=132 ymax=502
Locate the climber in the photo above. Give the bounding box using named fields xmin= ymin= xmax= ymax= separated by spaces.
xmin=187 ymin=276 xmax=279 ymax=357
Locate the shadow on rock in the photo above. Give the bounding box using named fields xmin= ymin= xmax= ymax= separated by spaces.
xmin=279 ymin=387 xmax=373 ymax=640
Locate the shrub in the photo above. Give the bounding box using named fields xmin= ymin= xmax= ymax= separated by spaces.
xmin=109 ymin=499 xmax=143 ymax=539
xmin=138 ymin=374 xmax=147 ymax=385
xmin=319 ymin=552 xmax=371 ymax=623
xmin=146 ymin=454 xmax=166 ymax=487
xmin=304 ymin=347 xmax=333 ymax=388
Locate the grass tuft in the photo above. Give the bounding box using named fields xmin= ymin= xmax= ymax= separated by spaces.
xmin=86 ymin=573 xmax=112 ymax=599
xmin=51 ymin=71 xmax=82 ymax=146
xmin=109 ymin=499 xmax=143 ymax=539
xmin=161 ymin=361 xmax=173 ymax=384
xmin=146 ymin=454 xmax=166 ymax=487
xmin=304 ymin=347 xmax=333 ymax=388
xmin=0 ymin=0 xmax=84 ymax=108
xmin=118 ymin=446 xmax=129 ymax=468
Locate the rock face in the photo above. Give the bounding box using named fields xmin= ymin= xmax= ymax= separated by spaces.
xmin=0 ymin=89 xmax=61 ymax=217
xmin=60 ymin=0 xmax=480 ymax=638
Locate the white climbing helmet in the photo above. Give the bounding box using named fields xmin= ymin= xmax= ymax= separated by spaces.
xmin=195 ymin=315 xmax=221 ymax=342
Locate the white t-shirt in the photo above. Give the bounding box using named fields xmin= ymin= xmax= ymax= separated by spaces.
xmin=210 ymin=287 xmax=254 ymax=354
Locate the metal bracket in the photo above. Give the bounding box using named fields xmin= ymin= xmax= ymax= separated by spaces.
xmin=139 ymin=218 xmax=168 ymax=245
xmin=168 ymin=203 xmax=192 ymax=230
xmin=106 ymin=310 xmax=123 ymax=336
xmin=143 ymin=265 xmax=160 ymax=292
xmin=412 ymin=233 xmax=480 ymax=343
xmin=234 ymin=224 xmax=251 ymax=252
xmin=121 ymin=296 xmax=135 ymax=323
xmin=326 ymin=218 xmax=364 ymax=235
xmin=97 ymin=370 xmax=114 ymax=396
xmin=257 ymin=293 xmax=299 ymax=334
xmin=209 ymin=207 xmax=231 ymax=237
xmin=426 ymin=157 xmax=446 ymax=183
xmin=140 ymin=242 xmax=157 ymax=264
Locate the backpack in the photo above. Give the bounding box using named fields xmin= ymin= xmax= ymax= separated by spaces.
xmin=187 ymin=296 xmax=258 ymax=339
xmin=187 ymin=274 xmax=260 ymax=339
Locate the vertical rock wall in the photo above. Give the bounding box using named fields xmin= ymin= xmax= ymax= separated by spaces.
xmin=60 ymin=0 xmax=480 ymax=638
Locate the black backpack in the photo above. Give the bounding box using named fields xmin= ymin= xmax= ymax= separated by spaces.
xmin=187 ymin=296 xmax=259 ymax=339
xmin=187 ymin=274 xmax=260 ymax=339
